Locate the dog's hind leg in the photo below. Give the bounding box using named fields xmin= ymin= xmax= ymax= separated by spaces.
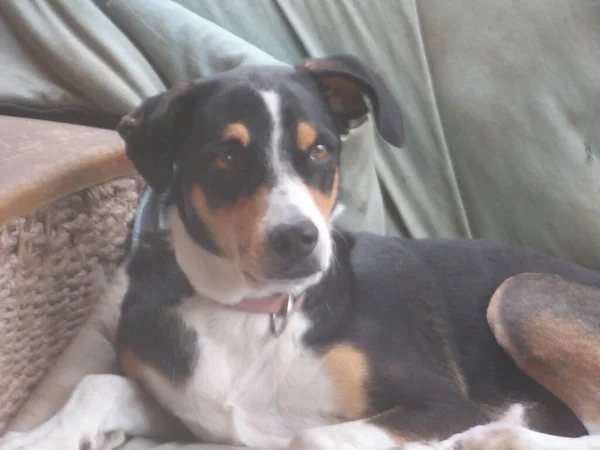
xmin=431 ymin=404 xmax=600 ymax=450
xmin=488 ymin=273 xmax=600 ymax=435
xmin=0 ymin=374 xmax=184 ymax=450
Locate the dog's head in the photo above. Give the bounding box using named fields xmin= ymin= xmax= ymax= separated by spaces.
xmin=118 ymin=55 xmax=403 ymax=303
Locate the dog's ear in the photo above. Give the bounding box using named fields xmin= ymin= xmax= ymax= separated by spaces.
xmin=117 ymin=81 xmax=200 ymax=193
xmin=296 ymin=54 xmax=404 ymax=148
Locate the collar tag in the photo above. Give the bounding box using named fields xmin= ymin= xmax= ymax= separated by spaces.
xmin=269 ymin=294 xmax=300 ymax=336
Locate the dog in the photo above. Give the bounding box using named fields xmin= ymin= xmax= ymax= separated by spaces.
xmin=3 ymin=54 xmax=600 ymax=450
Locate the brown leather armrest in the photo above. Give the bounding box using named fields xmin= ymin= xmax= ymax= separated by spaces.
xmin=0 ymin=116 xmax=135 ymax=226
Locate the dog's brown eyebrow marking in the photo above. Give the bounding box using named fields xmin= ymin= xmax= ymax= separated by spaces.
xmin=296 ymin=121 xmax=318 ymax=152
xmin=223 ymin=122 xmax=251 ymax=147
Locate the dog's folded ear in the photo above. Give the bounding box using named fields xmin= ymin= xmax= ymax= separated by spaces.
xmin=117 ymin=81 xmax=199 ymax=193
xmin=296 ymin=55 xmax=404 ymax=148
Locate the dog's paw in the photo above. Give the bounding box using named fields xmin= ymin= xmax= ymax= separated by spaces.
xmin=287 ymin=422 xmax=399 ymax=450
xmin=79 ymin=431 xmax=126 ymax=450
xmin=434 ymin=421 xmax=600 ymax=450
xmin=288 ymin=429 xmax=350 ymax=450
xmin=0 ymin=429 xmax=125 ymax=450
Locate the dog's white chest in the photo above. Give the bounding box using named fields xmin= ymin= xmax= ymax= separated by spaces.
xmin=150 ymin=299 xmax=335 ymax=448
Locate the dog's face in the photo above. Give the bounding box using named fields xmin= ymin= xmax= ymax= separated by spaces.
xmin=118 ymin=55 xmax=403 ymax=299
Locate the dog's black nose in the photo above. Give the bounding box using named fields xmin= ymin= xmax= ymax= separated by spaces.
xmin=269 ymin=221 xmax=319 ymax=260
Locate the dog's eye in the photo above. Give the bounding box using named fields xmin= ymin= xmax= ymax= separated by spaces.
xmin=310 ymin=144 xmax=329 ymax=160
xmin=214 ymin=152 xmax=235 ymax=170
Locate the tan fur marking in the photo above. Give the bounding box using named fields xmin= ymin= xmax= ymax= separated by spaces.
xmin=223 ymin=122 xmax=251 ymax=147
xmin=308 ymin=169 xmax=339 ymax=220
xmin=190 ymin=185 xmax=269 ymax=276
xmin=296 ymin=122 xmax=318 ymax=152
xmin=489 ymin=278 xmax=600 ymax=427
xmin=120 ymin=348 xmax=146 ymax=385
xmin=323 ymin=344 xmax=370 ymax=420
xmin=487 ymin=280 xmax=512 ymax=352
xmin=522 ymin=313 xmax=600 ymax=424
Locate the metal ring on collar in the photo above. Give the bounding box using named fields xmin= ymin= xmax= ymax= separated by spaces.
xmin=269 ymin=294 xmax=294 ymax=336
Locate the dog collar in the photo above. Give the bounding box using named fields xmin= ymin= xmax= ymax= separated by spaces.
xmin=227 ymin=293 xmax=305 ymax=336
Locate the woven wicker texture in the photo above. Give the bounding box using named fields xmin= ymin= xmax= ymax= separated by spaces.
xmin=0 ymin=176 xmax=145 ymax=433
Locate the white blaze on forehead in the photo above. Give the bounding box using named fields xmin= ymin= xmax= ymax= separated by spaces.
xmin=258 ymin=90 xmax=333 ymax=275
xmin=259 ymin=90 xmax=284 ymax=173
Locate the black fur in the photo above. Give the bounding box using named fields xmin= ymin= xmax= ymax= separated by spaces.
xmin=304 ymin=233 xmax=595 ymax=437
xmin=174 ymin=181 xmax=223 ymax=256
xmin=117 ymin=231 xmax=198 ymax=383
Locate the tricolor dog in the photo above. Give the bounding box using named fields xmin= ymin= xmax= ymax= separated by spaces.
xmin=4 ymin=55 xmax=600 ymax=450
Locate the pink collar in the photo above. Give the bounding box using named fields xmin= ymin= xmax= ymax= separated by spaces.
xmin=223 ymin=293 xmax=306 ymax=335
xmin=229 ymin=293 xmax=304 ymax=314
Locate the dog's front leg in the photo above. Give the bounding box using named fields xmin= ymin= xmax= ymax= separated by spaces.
xmin=0 ymin=374 xmax=181 ymax=450
xmin=287 ymin=399 xmax=490 ymax=450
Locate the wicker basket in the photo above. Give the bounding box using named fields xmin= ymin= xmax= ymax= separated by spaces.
xmin=0 ymin=116 xmax=142 ymax=434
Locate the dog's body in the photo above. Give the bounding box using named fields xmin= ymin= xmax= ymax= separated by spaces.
xmin=119 ymin=207 xmax=599 ymax=448
xmin=4 ymin=55 xmax=600 ymax=450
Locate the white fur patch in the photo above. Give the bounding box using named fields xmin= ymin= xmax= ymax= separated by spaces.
xmin=288 ymin=420 xmax=398 ymax=450
xmin=138 ymin=297 xmax=335 ymax=449
xmin=435 ymin=423 xmax=600 ymax=450
xmin=429 ymin=404 xmax=600 ymax=450
xmin=260 ymin=90 xmax=284 ymax=173
xmin=170 ymin=207 xmax=249 ymax=305
xmin=0 ymin=374 xmax=176 ymax=450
